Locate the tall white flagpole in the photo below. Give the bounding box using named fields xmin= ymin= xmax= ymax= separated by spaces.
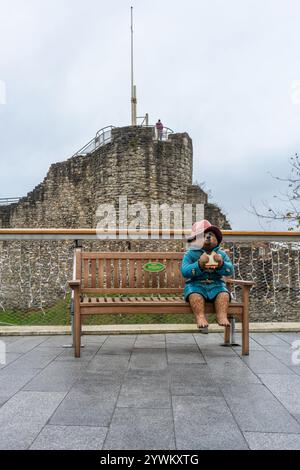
xmin=131 ymin=6 xmax=137 ymax=125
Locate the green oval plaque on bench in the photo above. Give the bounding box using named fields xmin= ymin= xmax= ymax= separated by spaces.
xmin=143 ymin=262 xmax=166 ymax=273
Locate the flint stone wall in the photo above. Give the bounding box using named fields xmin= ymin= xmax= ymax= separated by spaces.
xmin=0 ymin=239 xmax=299 ymax=322
xmin=0 ymin=127 xmax=230 ymax=230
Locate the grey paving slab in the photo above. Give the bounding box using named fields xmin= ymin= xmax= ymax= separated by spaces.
xmin=79 ymin=335 xmax=108 ymax=347
xmin=230 ymin=334 xmax=265 ymax=351
xmin=289 ymin=365 xmax=300 ymax=376
xmin=173 ymin=395 xmax=248 ymax=450
xmin=97 ymin=346 xmax=135 ymax=356
xmin=35 ymin=335 xmax=74 ymax=348
xmin=200 ymin=346 xmax=238 ymax=359
xmin=242 ymin=350 xmax=295 ymax=374
xmin=87 ymin=354 xmax=131 ymax=372
xmin=5 ymin=336 xmax=50 ymax=353
xmin=50 ymin=370 xmax=124 ymax=426
xmin=0 ymin=365 xmax=42 ymax=405
xmin=273 ymin=332 xmax=300 ymax=345
xmin=49 ymin=389 xmax=119 ymax=427
xmin=169 ymin=364 xmax=222 ymax=397
xmin=250 ymin=333 xmax=288 ymax=347
xmin=258 ymin=374 xmax=300 ymax=419
xmin=55 ymin=344 xmax=100 ymax=362
xmin=166 ymin=333 xmax=199 ymax=344
xmin=48 ymin=335 xmax=108 ymax=355
xmin=129 ymin=348 xmax=167 ymax=370
xmin=135 ymin=334 xmax=165 ymax=342
xmin=206 ymin=357 xmax=260 ymax=385
xmin=117 ymin=369 xmax=171 ymax=408
xmin=105 ymin=335 xmax=137 ymax=341
xmin=0 ymin=336 xmax=20 ymax=343
xmin=244 ymin=432 xmax=300 ymax=450
xmin=0 ymin=394 xmax=13 ymax=408
xmin=100 ymin=335 xmax=137 ymax=347
xmin=264 ymin=345 xmax=298 ymax=368
xmin=134 ymin=334 xmax=166 ymax=349
xmin=97 ymin=336 xmax=137 ymax=355
xmin=30 ymin=425 xmax=108 ymax=450
xmin=194 ymin=334 xmax=238 ymax=358
xmin=193 ymin=332 xmax=224 ymax=346
xmin=167 ymin=344 xmax=206 ymax=364
xmin=221 ymin=384 xmax=300 ymax=432
xmin=103 ymin=407 xmax=175 ymax=450
xmin=0 ymin=391 xmax=65 ymax=449
xmin=0 ymin=352 xmax=22 ymax=370
xmin=22 ymin=362 xmax=85 ymax=392
xmin=10 ymin=348 xmax=61 ymax=369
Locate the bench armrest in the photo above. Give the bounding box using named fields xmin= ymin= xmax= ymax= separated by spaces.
xmin=69 ymin=280 xmax=81 ymax=289
xmin=226 ymin=279 xmax=255 ymax=287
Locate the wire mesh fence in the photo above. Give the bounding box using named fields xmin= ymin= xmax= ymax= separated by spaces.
xmin=0 ymin=236 xmax=299 ymax=326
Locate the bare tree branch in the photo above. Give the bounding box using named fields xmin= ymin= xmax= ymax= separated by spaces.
xmin=250 ymin=154 xmax=300 ymax=230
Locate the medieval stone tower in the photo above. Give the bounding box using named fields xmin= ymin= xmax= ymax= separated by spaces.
xmin=0 ymin=126 xmax=230 ymax=230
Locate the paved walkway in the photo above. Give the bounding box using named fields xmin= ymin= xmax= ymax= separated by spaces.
xmin=0 ymin=332 xmax=300 ymax=450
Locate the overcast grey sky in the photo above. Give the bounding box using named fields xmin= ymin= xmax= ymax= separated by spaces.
xmin=1 ymin=0 xmax=300 ymax=230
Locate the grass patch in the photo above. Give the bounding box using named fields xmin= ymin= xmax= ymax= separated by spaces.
xmin=0 ymin=295 xmax=216 ymax=326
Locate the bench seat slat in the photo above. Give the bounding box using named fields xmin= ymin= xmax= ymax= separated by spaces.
xmin=79 ymin=302 xmax=243 ymax=316
xmin=80 ymin=297 xmax=242 ymax=308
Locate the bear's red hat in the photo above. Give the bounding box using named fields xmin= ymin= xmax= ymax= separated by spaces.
xmin=187 ymin=219 xmax=222 ymax=245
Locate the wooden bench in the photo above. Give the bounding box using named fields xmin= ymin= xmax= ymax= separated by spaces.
xmin=69 ymin=251 xmax=254 ymax=357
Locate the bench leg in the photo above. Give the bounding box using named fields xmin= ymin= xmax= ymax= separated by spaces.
xmin=222 ymin=316 xmax=239 ymax=347
xmin=74 ymin=313 xmax=81 ymax=358
xmin=242 ymin=288 xmax=250 ymax=356
xmin=74 ymin=290 xmax=81 ymax=358
xmin=224 ymin=324 xmax=230 ymax=344
xmin=242 ymin=322 xmax=249 ymax=355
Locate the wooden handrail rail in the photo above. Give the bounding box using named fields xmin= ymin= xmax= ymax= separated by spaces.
xmin=0 ymin=228 xmax=299 ymax=236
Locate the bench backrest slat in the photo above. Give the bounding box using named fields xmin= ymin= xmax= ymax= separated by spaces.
xmin=83 ymin=259 xmax=89 ymax=288
xmin=98 ymin=258 xmax=104 ymax=288
xmin=106 ymin=259 xmax=111 ymax=288
xmin=136 ymin=259 xmax=142 ymax=288
xmin=121 ymin=259 xmax=127 ymax=288
xmin=151 ymin=257 xmax=158 ymax=288
xmin=167 ymin=258 xmax=172 ymax=288
xmin=114 ymin=259 xmax=119 ymax=288
xmin=91 ymin=259 xmax=96 ymax=288
xmin=78 ymin=252 xmax=186 ymax=294
xmin=143 ymin=257 xmax=150 ymax=288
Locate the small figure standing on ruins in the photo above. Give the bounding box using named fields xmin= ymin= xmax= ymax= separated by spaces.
xmin=155 ymin=119 xmax=164 ymax=141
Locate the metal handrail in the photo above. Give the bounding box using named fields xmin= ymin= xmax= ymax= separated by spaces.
xmin=71 ymin=125 xmax=115 ymax=158
xmin=140 ymin=124 xmax=174 ymax=141
xmin=0 ymin=228 xmax=299 ymax=242
xmin=158 ymin=126 xmax=174 ymax=141
xmin=95 ymin=125 xmax=115 ymax=139
xmin=71 ymin=123 xmax=174 ymax=158
xmin=0 ymin=197 xmax=21 ymax=206
xmin=136 ymin=113 xmax=149 ymax=126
